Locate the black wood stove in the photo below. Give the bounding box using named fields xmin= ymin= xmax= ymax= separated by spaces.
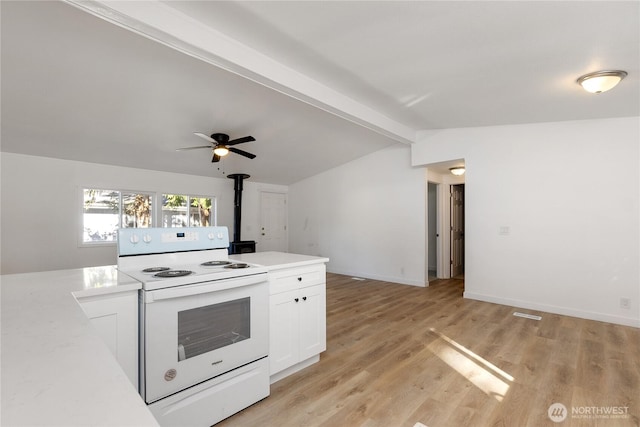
xmin=227 ymin=173 xmax=256 ymax=254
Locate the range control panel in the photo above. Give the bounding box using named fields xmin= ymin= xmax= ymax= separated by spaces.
xmin=117 ymin=226 xmax=229 ymax=256
xmin=160 ymin=231 xmax=200 ymax=243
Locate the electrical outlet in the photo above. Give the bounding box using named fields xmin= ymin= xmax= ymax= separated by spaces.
xmin=499 ymin=226 xmax=510 ymax=236
xmin=620 ymin=298 xmax=631 ymax=309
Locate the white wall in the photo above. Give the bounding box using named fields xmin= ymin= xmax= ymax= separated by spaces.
xmin=4 ymin=117 xmax=637 ymax=327
xmin=0 ymin=153 xmax=286 ymax=274
xmin=288 ymin=143 xmax=427 ymax=286
xmin=413 ymin=117 xmax=640 ymax=327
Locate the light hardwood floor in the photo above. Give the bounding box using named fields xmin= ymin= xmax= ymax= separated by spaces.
xmin=218 ymin=273 xmax=640 ymax=427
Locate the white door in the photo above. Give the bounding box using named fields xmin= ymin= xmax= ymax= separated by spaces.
xmin=259 ymin=192 xmax=287 ymax=252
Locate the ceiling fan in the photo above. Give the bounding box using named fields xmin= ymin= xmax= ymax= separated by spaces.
xmin=177 ymin=132 xmax=256 ymax=162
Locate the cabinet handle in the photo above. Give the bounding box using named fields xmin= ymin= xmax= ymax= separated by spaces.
xmin=297 ymin=277 xmax=302 ymax=282
xmin=294 ymin=298 xmax=299 ymax=302
xmin=302 ymin=296 xmax=307 ymax=301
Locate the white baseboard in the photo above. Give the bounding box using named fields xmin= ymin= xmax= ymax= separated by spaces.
xmin=270 ymin=355 xmax=319 ymax=384
xmin=464 ymin=291 xmax=640 ymax=328
xmin=327 ymin=268 xmax=426 ymax=287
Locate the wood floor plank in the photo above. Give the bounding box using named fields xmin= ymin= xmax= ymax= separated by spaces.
xmin=217 ymin=273 xmax=640 ymax=427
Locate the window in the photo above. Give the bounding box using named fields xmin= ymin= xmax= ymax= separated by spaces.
xmin=83 ymin=189 xmax=153 ymax=243
xmin=82 ymin=189 xmax=216 ymax=244
xmin=122 ymin=192 xmax=152 ymax=228
xmin=162 ymin=194 xmax=215 ymax=228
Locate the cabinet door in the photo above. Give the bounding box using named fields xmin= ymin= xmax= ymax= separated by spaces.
xmin=298 ymin=284 xmax=326 ymax=361
xmin=77 ymin=291 xmax=138 ymax=389
xmin=269 ymin=290 xmax=300 ymax=375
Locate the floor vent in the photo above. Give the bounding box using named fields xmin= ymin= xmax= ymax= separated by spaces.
xmin=351 ymin=277 xmax=366 ymax=281
xmin=513 ymin=312 xmax=542 ymax=320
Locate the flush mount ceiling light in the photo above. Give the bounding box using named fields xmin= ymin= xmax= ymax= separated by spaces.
xmin=577 ymin=70 xmax=627 ymax=94
xmin=450 ymin=167 xmax=465 ymax=176
xmin=213 ymin=146 xmax=229 ymax=156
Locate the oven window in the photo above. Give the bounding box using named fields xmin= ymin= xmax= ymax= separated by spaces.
xmin=177 ymin=298 xmax=250 ymax=361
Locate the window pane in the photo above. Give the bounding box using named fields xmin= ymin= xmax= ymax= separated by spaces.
xmin=177 ymin=298 xmax=250 ymax=361
xmin=83 ymin=189 xmax=119 ymax=242
xmin=162 ymin=194 xmax=188 ymax=227
xmin=122 ymin=193 xmax=152 ymax=228
xmin=190 ymin=197 xmax=213 ymax=227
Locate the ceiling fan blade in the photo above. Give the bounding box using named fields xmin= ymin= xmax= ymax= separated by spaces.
xmin=227 ymin=136 xmax=255 ymax=146
xmin=228 ymin=147 xmax=256 ymax=159
xmin=211 ymin=153 xmax=221 ymax=163
xmin=176 ymin=145 xmax=212 ymax=151
xmin=194 ymin=132 xmax=216 ymax=143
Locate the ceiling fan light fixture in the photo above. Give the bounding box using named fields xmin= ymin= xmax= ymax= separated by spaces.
xmin=186 ymin=131 xmax=256 ymax=162
xmin=213 ymin=146 xmax=229 ymax=156
xmin=450 ymin=166 xmax=465 ymax=176
xmin=577 ymin=70 xmax=627 ymax=94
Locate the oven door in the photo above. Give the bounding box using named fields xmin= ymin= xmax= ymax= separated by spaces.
xmin=141 ymin=273 xmax=268 ymax=403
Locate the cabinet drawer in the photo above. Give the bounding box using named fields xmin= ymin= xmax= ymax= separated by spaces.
xmin=269 ymin=264 xmax=325 ymax=295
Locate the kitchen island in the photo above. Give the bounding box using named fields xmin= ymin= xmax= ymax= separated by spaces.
xmin=1 ymin=252 xmax=329 ymax=426
xmin=0 ymin=266 xmax=159 ymax=427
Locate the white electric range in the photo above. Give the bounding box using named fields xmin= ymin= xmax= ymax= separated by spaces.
xmin=117 ymin=226 xmax=269 ymax=427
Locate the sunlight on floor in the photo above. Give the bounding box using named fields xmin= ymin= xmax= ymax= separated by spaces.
xmin=427 ymin=328 xmax=514 ymax=402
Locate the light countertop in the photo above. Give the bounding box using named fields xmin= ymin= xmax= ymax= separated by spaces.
xmin=230 ymin=251 xmax=329 ymax=270
xmin=1 ymin=266 xmax=159 ymax=426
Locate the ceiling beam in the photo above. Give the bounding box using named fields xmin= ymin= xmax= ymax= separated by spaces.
xmin=64 ymin=0 xmax=416 ymax=145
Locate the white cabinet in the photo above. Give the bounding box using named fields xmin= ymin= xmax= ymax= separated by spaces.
xmin=269 ymin=264 xmax=326 ymax=381
xmin=77 ymin=290 xmax=138 ymax=389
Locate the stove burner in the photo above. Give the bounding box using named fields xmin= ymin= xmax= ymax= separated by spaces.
xmin=224 ymin=263 xmax=250 ymax=269
xmin=154 ymin=270 xmax=194 ymax=278
xmin=143 ymin=267 xmax=170 ymax=273
xmin=201 ymin=261 xmax=233 ymax=267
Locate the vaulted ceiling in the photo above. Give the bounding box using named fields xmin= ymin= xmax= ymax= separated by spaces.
xmin=2 ymin=1 xmax=638 ymax=184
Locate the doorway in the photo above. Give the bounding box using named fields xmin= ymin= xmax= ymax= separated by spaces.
xmin=450 ymin=184 xmax=465 ymax=278
xmin=425 ymin=161 xmax=465 ymax=283
xmin=427 ymin=183 xmax=438 ymax=281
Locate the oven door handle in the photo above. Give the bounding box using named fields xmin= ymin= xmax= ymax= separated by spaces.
xmin=144 ymin=273 xmax=268 ymax=303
